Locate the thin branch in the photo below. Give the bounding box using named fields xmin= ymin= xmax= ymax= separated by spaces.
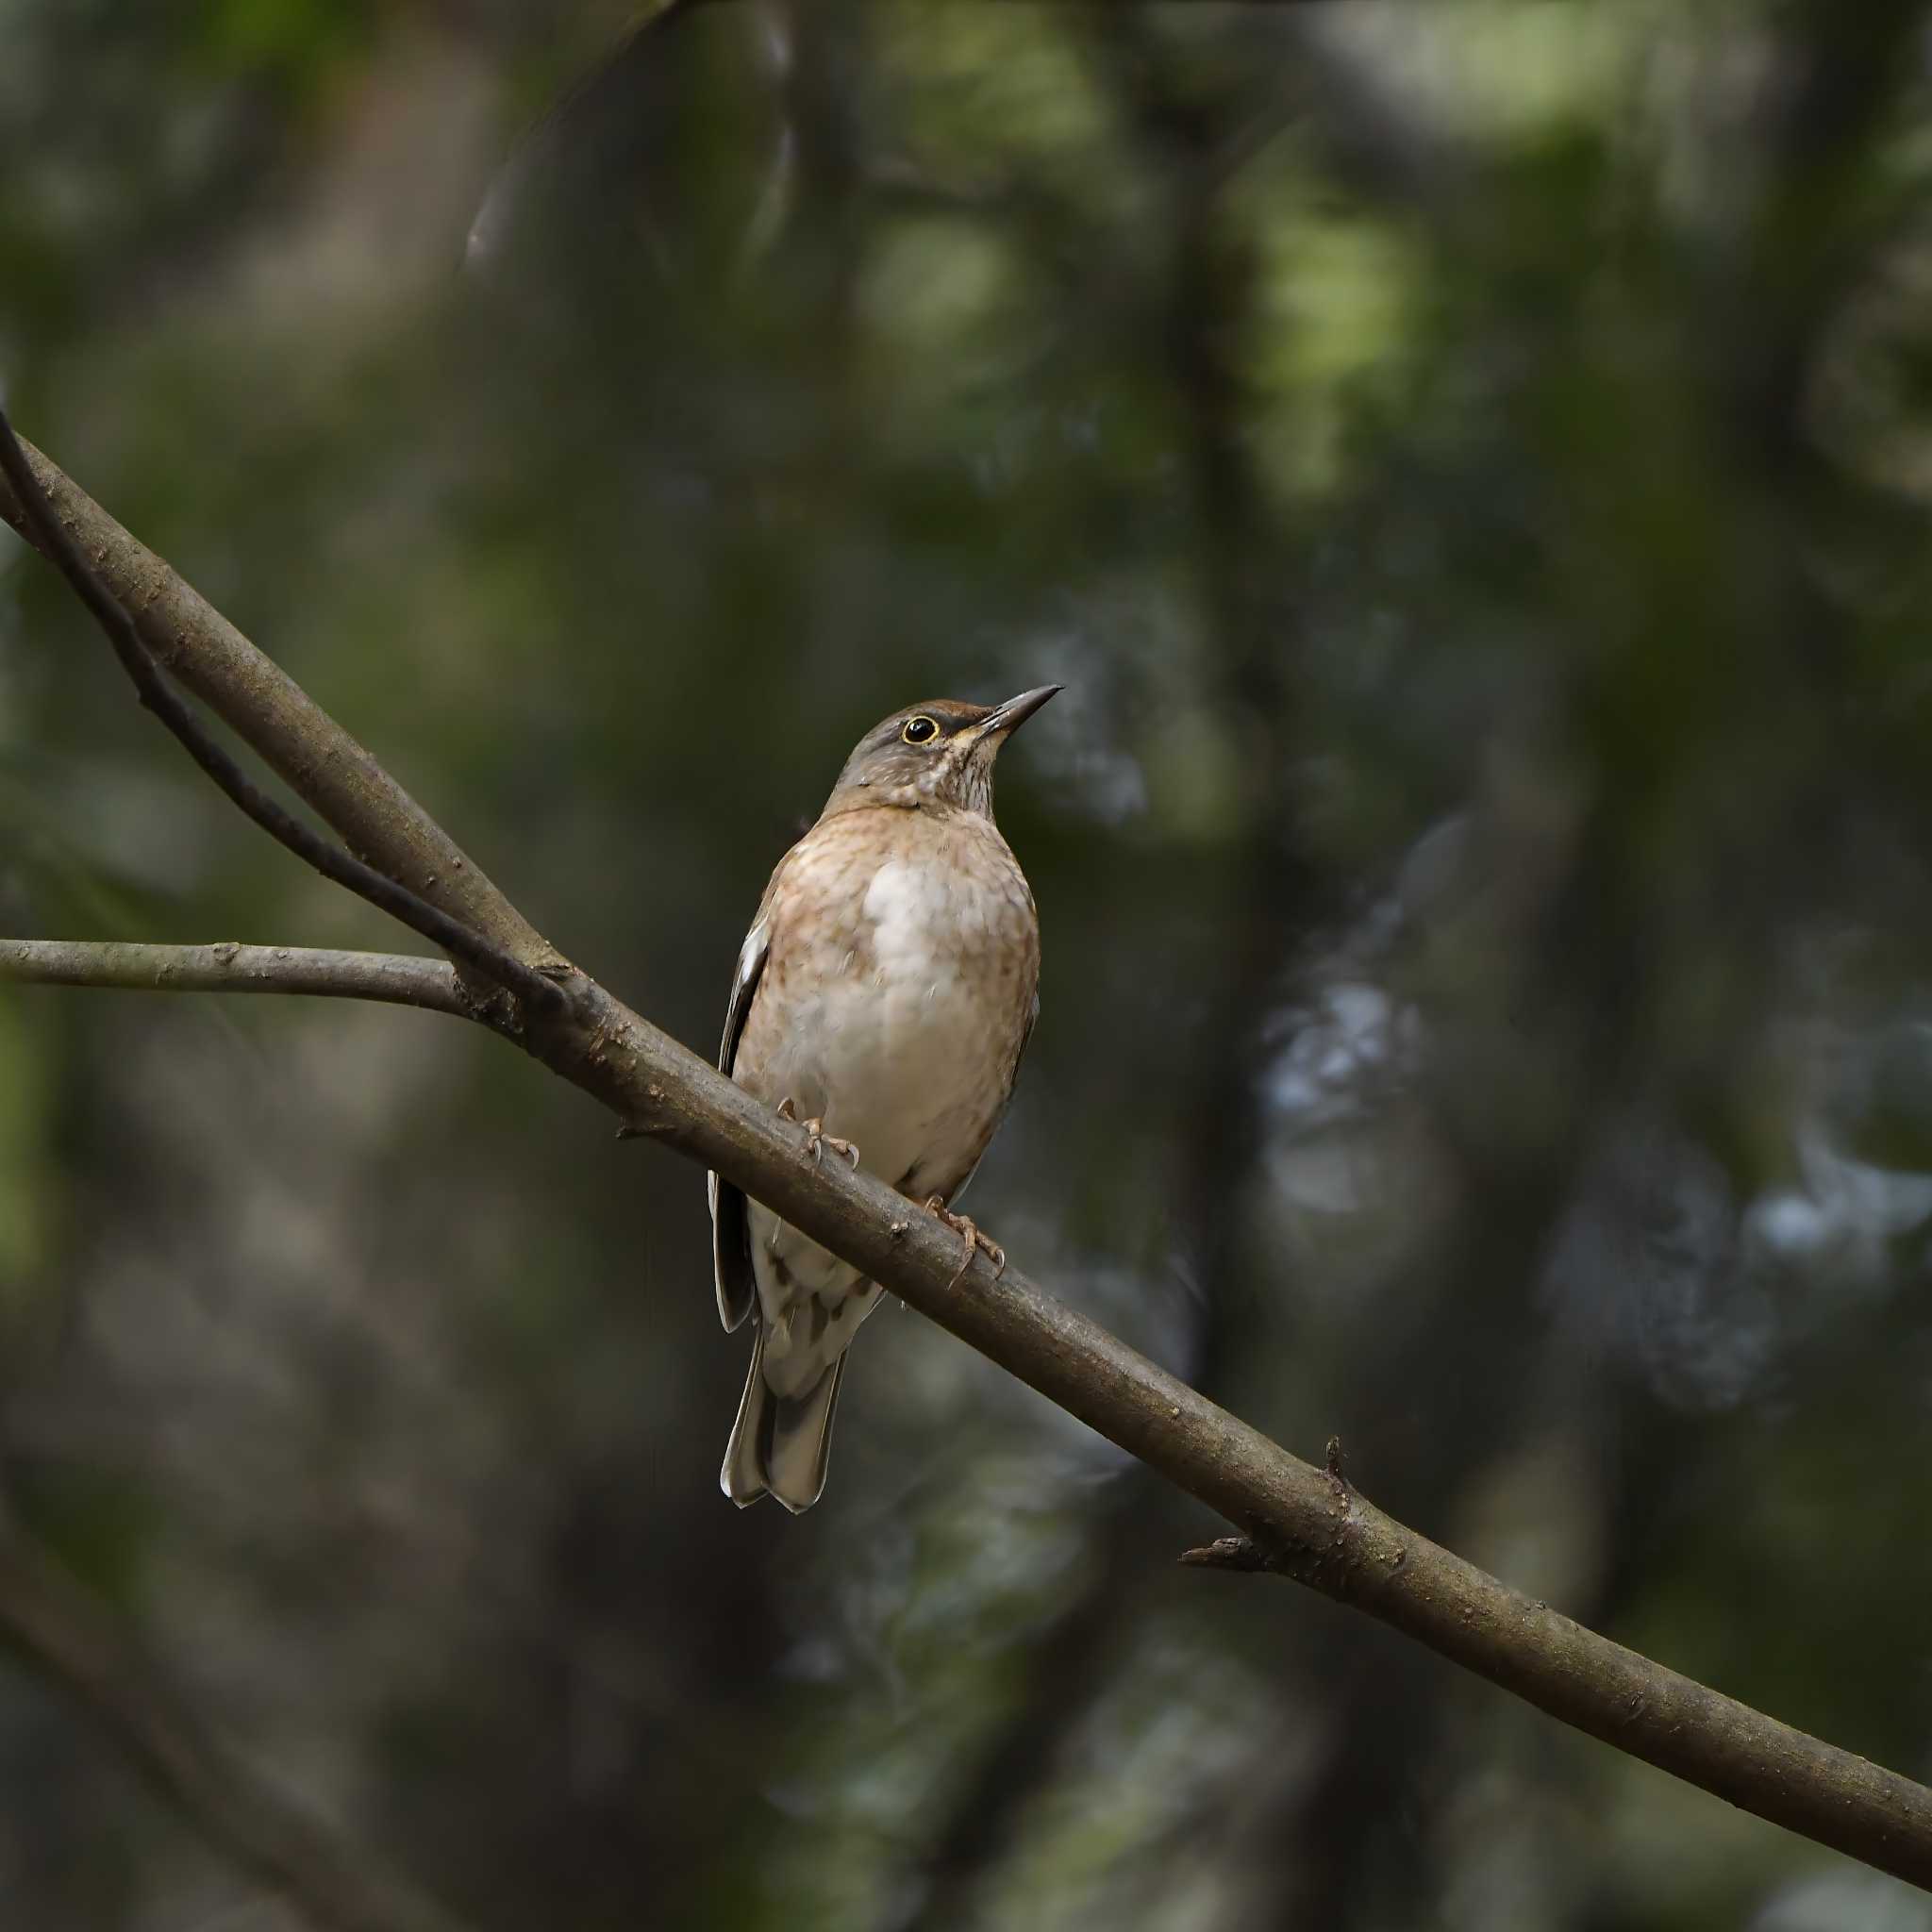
xmin=9 ymin=436 xmax=1932 ymax=1892
xmin=0 ymin=1507 xmax=467 ymax=1932
xmin=0 ymin=940 xmax=470 ymax=1016
xmin=0 ymin=409 xmax=564 ymax=1016
xmin=0 ymin=423 xmax=564 ymax=977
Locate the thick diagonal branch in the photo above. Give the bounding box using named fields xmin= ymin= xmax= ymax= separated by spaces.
xmin=0 ymin=412 xmax=562 ymax=1014
xmin=0 ymin=425 xmax=562 ymax=976
xmin=9 ymin=437 xmax=1932 ymax=1892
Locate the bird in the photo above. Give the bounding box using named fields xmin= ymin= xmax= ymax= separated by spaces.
xmin=709 ymin=686 xmax=1060 ymax=1512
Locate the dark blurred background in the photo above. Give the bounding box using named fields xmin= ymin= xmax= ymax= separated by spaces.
xmin=4 ymin=2 xmax=1932 ymax=1926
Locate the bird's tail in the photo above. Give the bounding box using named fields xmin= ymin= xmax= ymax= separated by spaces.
xmin=720 ymin=1323 xmax=847 ymax=1514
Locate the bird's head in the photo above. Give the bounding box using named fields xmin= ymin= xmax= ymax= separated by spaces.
xmin=824 ymin=686 xmax=1061 ymax=819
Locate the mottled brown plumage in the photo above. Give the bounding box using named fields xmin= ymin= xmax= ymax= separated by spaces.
xmin=709 ymin=688 xmax=1058 ymax=1510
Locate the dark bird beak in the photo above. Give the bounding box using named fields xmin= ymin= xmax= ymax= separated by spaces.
xmin=979 ymin=684 xmax=1063 ymax=738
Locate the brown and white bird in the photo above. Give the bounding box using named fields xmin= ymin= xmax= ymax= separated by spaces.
xmin=709 ymin=687 xmax=1059 ymax=1511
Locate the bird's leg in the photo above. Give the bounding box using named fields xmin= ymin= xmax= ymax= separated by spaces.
xmin=775 ymin=1097 xmax=858 ymax=1168
xmin=923 ymin=1195 xmax=1006 ymax=1287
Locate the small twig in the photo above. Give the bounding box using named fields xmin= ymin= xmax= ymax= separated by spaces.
xmin=0 ymin=940 xmax=472 ymax=1016
xmin=1177 ymin=1535 xmax=1277 ymax=1574
xmin=0 ymin=408 xmax=565 ymax=1016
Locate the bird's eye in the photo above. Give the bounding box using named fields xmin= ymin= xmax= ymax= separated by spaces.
xmin=901 ymin=715 xmax=940 ymax=745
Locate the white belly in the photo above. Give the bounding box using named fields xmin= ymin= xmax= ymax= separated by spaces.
xmin=741 ymin=850 xmax=1030 ymax=1393
xmin=757 ymin=858 xmax=1008 ymax=1190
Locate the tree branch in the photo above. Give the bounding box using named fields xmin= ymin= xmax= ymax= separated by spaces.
xmin=0 ymin=410 xmax=563 ymax=1016
xmin=0 ymin=940 xmax=469 ymax=1016
xmin=9 ymin=432 xmax=1932 ymax=1891
xmin=0 ymin=1507 xmax=467 ymax=1932
xmin=0 ymin=423 xmax=562 ymax=975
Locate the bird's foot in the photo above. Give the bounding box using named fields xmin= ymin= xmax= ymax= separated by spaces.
xmin=924 ymin=1196 xmax=1006 ymax=1287
xmin=776 ymin=1097 xmax=859 ymax=1168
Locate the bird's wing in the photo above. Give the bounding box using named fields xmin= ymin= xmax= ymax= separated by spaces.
xmin=709 ymin=907 xmax=772 ymax=1332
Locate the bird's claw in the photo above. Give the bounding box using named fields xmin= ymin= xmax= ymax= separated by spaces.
xmin=924 ymin=1196 xmax=1006 ymax=1287
xmin=776 ymin=1097 xmax=858 ymax=1168
xmin=811 ymin=1126 xmax=860 ymax=1168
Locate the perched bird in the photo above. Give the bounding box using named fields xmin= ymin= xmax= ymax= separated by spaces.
xmin=709 ymin=687 xmax=1059 ymax=1512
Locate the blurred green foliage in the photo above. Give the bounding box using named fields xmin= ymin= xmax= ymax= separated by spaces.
xmin=5 ymin=2 xmax=1932 ymax=1927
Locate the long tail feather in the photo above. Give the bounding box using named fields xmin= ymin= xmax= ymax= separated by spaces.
xmin=765 ymin=1356 xmax=845 ymax=1513
xmin=720 ymin=1326 xmax=846 ymax=1514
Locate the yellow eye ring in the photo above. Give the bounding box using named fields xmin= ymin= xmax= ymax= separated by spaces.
xmin=901 ymin=714 xmax=940 ymax=745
